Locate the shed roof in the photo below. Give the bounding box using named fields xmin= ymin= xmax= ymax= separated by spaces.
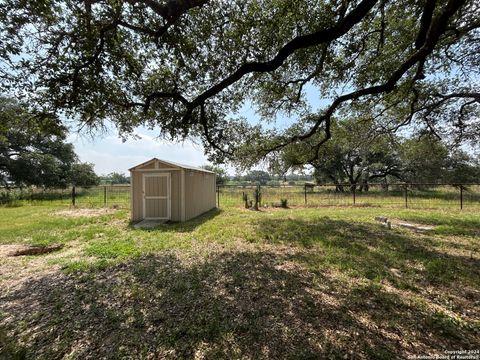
xmin=129 ymin=158 xmax=215 ymax=173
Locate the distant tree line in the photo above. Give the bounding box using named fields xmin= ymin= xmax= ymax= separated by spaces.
xmin=213 ymin=118 xmax=479 ymax=189
xmin=275 ymin=118 xmax=480 ymax=191
xmin=229 ymin=171 xmax=313 ymax=186
xmin=310 ymin=121 xmax=479 ymax=191
xmin=99 ymin=172 xmax=130 ymax=185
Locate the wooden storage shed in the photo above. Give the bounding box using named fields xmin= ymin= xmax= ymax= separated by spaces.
xmin=129 ymin=158 xmax=216 ymax=222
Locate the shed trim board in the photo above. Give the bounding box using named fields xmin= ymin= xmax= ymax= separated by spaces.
xmin=129 ymin=158 xmax=214 ymax=173
xmin=142 ymin=173 xmax=171 ymax=220
xmin=131 ymin=168 xmax=180 ymax=172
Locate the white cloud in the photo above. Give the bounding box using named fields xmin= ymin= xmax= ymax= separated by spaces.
xmin=70 ymin=126 xmax=209 ymax=175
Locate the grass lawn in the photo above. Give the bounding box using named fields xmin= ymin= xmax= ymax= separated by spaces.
xmin=0 ymin=204 xmax=479 ymax=359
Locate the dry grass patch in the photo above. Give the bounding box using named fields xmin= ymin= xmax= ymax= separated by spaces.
xmin=55 ymin=207 xmax=119 ymax=218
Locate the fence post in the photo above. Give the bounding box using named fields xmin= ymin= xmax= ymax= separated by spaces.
xmin=104 ymin=186 xmax=107 ymax=207
xmin=72 ymin=186 xmax=76 ymax=206
xmin=460 ymin=185 xmax=463 ymax=210
xmin=258 ymin=184 xmax=262 ymax=207
xmin=304 ymin=184 xmax=307 ymax=205
xmin=352 ymin=185 xmax=356 ymax=205
xmin=217 ymin=186 xmax=220 ymax=208
xmin=404 ymin=185 xmax=408 ymax=209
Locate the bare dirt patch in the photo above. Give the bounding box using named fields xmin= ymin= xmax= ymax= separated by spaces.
xmin=55 ymin=208 xmax=118 ymax=218
xmin=0 ymin=244 xmax=26 ymax=258
xmin=0 ymin=245 xmax=64 ymax=294
xmin=0 ymin=242 xmax=84 ymax=291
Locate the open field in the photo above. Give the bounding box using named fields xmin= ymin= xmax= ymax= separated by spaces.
xmin=0 ymin=204 xmax=479 ymax=359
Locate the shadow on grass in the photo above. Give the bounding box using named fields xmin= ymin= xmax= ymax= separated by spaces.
xmin=421 ymin=217 xmax=479 ymax=237
xmin=380 ymin=210 xmax=480 ymax=237
xmin=129 ymin=208 xmax=223 ymax=233
xmin=1 ymin=250 xmax=478 ymax=359
xmin=254 ymin=216 xmax=480 ymax=288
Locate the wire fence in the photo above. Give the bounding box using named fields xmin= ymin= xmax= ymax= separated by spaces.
xmin=1 ymin=183 xmax=479 ymax=210
xmin=217 ymin=183 xmax=480 ymax=210
xmin=0 ymin=185 xmax=130 ymax=208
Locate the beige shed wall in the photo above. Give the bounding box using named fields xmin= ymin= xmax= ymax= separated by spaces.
xmin=169 ymin=171 xmax=181 ymax=221
xmin=131 ymin=170 xmax=143 ymax=222
xmin=130 ymin=161 xmax=182 ymax=222
xmin=184 ymin=170 xmax=216 ymax=221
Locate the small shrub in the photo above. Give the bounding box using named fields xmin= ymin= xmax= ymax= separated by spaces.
xmin=0 ymin=189 xmax=19 ymax=205
xmin=280 ymin=198 xmax=288 ymax=208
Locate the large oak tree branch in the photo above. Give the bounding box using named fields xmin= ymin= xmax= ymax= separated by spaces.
xmin=124 ymin=0 xmax=208 ymax=20
xmin=280 ymin=0 xmax=469 ymax=160
xmin=189 ymin=0 xmax=379 ymax=109
xmin=243 ymin=0 xmax=470 ymax=166
xmin=141 ymin=0 xmax=379 ymax=116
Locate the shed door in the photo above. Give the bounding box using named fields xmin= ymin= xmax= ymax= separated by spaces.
xmin=143 ymin=173 xmax=171 ymax=220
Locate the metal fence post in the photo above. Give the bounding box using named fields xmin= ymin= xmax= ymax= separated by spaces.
xmin=304 ymin=184 xmax=307 ymax=205
xmin=258 ymin=184 xmax=262 ymax=207
xmin=104 ymin=186 xmax=107 ymax=207
xmin=460 ymin=185 xmax=463 ymax=210
xmin=404 ymin=185 xmax=408 ymax=209
xmin=72 ymin=186 xmax=76 ymax=206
